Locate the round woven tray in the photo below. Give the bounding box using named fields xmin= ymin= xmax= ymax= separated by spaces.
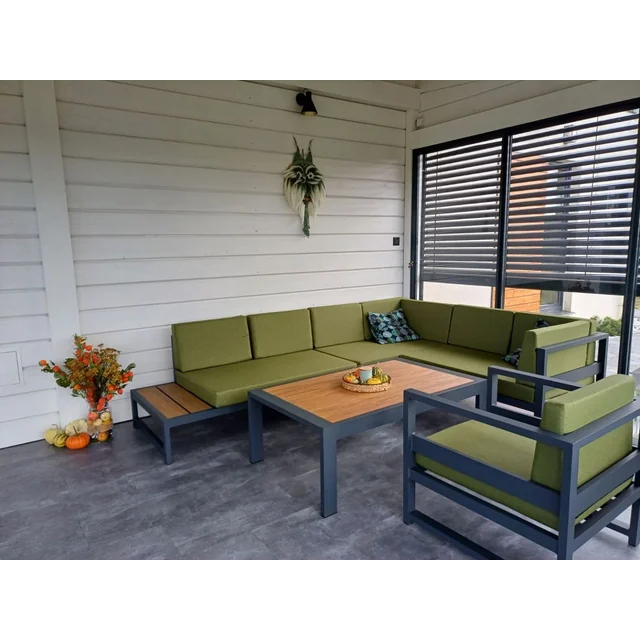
xmin=341 ymin=377 xmax=391 ymax=393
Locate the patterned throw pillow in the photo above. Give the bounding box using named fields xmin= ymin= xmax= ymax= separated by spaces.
xmin=368 ymin=309 xmax=420 ymax=345
xmin=503 ymin=348 xmax=521 ymax=366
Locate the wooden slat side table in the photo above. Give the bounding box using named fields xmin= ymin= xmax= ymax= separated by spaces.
xmin=130 ymin=383 xmax=244 ymax=464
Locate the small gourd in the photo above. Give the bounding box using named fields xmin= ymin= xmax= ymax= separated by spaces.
xmin=53 ymin=432 xmax=68 ymax=448
xmin=66 ymin=432 xmax=90 ymax=450
xmin=44 ymin=426 xmax=63 ymax=445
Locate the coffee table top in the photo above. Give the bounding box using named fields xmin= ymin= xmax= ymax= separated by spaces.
xmin=260 ymin=359 xmax=476 ymax=424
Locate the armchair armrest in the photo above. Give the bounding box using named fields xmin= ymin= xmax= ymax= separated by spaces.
xmin=536 ymin=331 xmax=609 ymax=354
xmin=404 ymin=387 xmax=573 ymax=449
xmin=535 ymin=332 xmax=609 ymax=380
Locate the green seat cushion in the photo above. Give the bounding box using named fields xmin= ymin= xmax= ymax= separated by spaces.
xmin=318 ymin=338 xmax=512 ymax=378
xmin=532 ymin=374 xmax=636 ymax=490
xmin=361 ymin=297 xmax=402 ymax=340
xmin=448 ymin=305 xmax=514 ymax=355
xmin=399 ymin=341 xmax=514 ymax=378
xmin=416 ymin=419 xmax=631 ymax=529
xmin=317 ymin=340 xmax=413 ymax=365
xmin=176 ymin=350 xmax=355 ymax=407
xmin=172 ymin=316 xmax=252 ymax=372
xmin=310 ymin=303 xmax=364 ymax=348
xmin=401 ymin=299 xmax=453 ymax=344
xmin=248 ymin=309 xmax=313 ymax=358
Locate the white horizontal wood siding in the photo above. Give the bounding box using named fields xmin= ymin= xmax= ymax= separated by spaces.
xmin=418 ymin=80 xmax=590 ymax=128
xmin=57 ymin=81 xmax=406 ymax=423
xmin=0 ymin=83 xmax=55 ymax=448
xmin=412 ymin=81 xmax=640 ymax=150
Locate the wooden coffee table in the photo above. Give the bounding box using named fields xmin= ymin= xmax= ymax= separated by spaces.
xmin=247 ymin=358 xmax=486 ymax=517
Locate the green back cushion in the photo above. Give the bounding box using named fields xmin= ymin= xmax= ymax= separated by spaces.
xmin=310 ymin=303 xmax=364 ymax=348
xmin=448 ymin=305 xmax=514 ymax=355
xmin=172 ymin=316 xmax=252 ymax=372
xmin=532 ymin=375 xmax=635 ymax=490
xmin=510 ymin=312 xmax=579 ymax=352
xmin=361 ymin=297 xmax=402 ymax=340
xmin=248 ymin=308 xmax=313 ymax=358
xmin=518 ymin=320 xmax=591 ymax=375
xmin=401 ymin=299 xmax=453 ymax=344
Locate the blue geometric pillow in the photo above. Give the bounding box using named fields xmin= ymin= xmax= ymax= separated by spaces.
xmin=367 ymin=309 xmax=420 ymax=345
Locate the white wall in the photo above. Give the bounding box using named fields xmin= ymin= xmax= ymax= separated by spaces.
xmin=0 ymin=80 xmax=409 ymax=446
xmin=0 ymin=82 xmax=58 ymax=448
xmin=412 ymin=81 xmax=640 ymax=149
xmin=564 ymin=293 xmax=624 ymax=321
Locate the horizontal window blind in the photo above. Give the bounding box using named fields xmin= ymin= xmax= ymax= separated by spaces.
xmin=506 ymin=109 xmax=640 ymax=290
xmin=418 ymin=105 xmax=640 ymax=295
xmin=421 ymin=138 xmax=503 ymax=286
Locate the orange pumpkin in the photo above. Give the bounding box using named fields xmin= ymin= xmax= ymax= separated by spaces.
xmin=66 ymin=432 xmax=90 ymax=450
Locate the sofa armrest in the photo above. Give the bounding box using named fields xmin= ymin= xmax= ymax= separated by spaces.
xmin=535 ymin=332 xmax=609 ymax=379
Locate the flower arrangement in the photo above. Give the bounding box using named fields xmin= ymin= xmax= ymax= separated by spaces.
xmin=39 ymin=335 xmax=135 ymax=426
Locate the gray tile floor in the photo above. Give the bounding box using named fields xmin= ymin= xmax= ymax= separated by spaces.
xmin=0 ymin=407 xmax=638 ymax=560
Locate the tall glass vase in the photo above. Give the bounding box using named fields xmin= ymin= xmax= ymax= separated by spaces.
xmin=87 ymin=401 xmax=114 ymax=442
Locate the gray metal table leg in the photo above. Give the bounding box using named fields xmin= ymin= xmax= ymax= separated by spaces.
xmin=630 ymin=477 xmax=640 ymax=547
xmin=131 ymin=396 xmax=140 ymax=429
xmin=163 ymin=423 xmax=173 ymax=465
xmin=320 ymin=431 xmax=338 ymax=517
xmin=248 ymin=396 xmax=264 ymax=464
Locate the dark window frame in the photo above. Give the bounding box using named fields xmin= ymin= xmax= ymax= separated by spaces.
xmin=411 ymin=97 xmax=640 ymax=374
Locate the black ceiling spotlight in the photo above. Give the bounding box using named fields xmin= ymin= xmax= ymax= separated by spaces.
xmin=296 ymin=89 xmax=318 ymax=116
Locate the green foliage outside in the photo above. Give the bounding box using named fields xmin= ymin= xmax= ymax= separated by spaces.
xmin=590 ymin=316 xmax=622 ymax=337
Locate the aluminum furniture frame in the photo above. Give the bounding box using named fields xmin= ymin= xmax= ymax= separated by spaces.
xmin=248 ymin=359 xmax=486 ymax=518
xmin=403 ymin=366 xmax=640 ymax=559
xmin=130 ymin=388 xmax=245 ymax=465
xmin=498 ymin=331 xmax=609 ymax=417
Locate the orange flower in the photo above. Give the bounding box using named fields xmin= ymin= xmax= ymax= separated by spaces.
xmin=53 ymin=365 xmax=60 ymax=372
xmin=117 ymin=389 xmax=123 ymax=395
xmin=83 ymin=358 xmax=90 ymax=365
xmin=106 ymin=394 xmax=113 ymax=401
xmin=84 ymin=345 xmax=93 ymax=351
xmin=107 ymin=384 xmax=115 ymax=391
xmin=39 ymin=360 xmax=47 ymax=366
xmin=73 ymin=384 xmax=81 ymax=390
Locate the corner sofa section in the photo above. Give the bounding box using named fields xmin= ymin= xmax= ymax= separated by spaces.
xmin=171 ymin=297 xmax=605 ymax=412
xmin=173 ymin=311 xmax=355 ymax=408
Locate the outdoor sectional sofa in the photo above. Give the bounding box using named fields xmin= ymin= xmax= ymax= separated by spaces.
xmin=171 ymin=297 xmax=609 ymax=416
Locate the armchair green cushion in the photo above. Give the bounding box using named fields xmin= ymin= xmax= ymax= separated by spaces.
xmin=532 ymin=374 xmax=635 ymax=490
xmin=310 ymin=303 xmax=364 ymax=348
xmin=172 ymin=316 xmax=252 ymax=372
xmin=448 ymin=305 xmax=514 ymax=355
xmin=248 ymin=309 xmax=313 ymax=358
xmin=361 ymin=297 xmax=402 ymax=340
xmin=176 ymin=350 xmax=355 ymax=407
xmin=416 ymin=414 xmax=632 ymax=530
xmin=401 ymin=299 xmax=453 ymax=344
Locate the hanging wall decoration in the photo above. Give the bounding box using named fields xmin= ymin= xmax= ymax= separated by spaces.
xmin=283 ymin=138 xmax=326 ymax=237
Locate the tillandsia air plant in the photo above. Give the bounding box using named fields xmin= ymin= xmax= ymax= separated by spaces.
xmin=39 ymin=335 xmax=135 ymax=412
xmin=283 ymin=137 xmax=326 ymax=237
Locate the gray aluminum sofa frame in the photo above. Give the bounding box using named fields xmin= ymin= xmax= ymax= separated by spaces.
xmin=497 ymin=331 xmax=609 ymax=417
xmin=403 ymin=366 xmax=640 ymax=560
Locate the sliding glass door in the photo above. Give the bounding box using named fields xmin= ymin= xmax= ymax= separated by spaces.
xmin=413 ymin=99 xmax=640 ymax=374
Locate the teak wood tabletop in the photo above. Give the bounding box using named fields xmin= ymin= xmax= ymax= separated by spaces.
xmin=263 ymin=359 xmax=473 ymax=423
